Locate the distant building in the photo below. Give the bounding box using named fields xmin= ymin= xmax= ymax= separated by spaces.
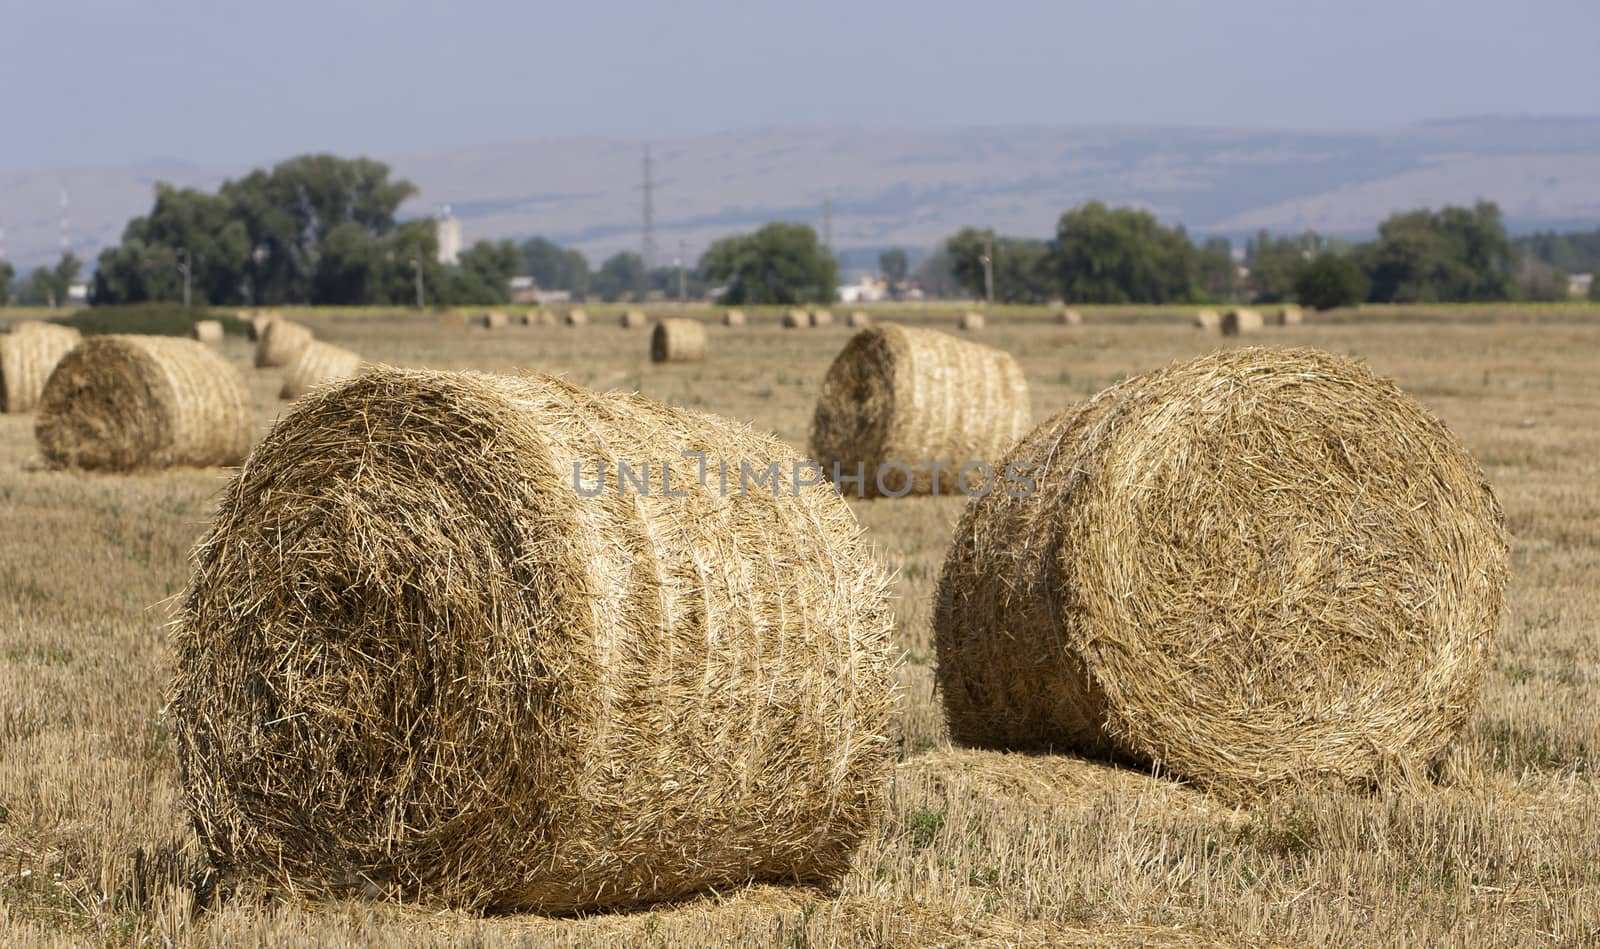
xmin=67 ymin=282 xmax=90 ymax=305
xmin=509 ymin=276 xmax=539 ymax=304
xmin=1570 ymin=273 xmax=1593 ymax=299
xmin=435 ymin=210 xmax=462 ymax=266
xmin=837 ymin=275 xmax=888 ymax=304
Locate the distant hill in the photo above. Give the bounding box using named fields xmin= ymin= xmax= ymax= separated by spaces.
xmin=3 ymin=116 xmax=1598 ymax=271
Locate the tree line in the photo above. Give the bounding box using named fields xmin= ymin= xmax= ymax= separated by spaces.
xmin=1 ymin=152 xmax=1598 ymax=308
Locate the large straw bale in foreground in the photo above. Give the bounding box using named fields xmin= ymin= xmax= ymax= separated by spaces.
xmin=1220 ymin=308 xmax=1263 ymax=335
xmin=171 ymin=368 xmax=897 ymax=913
xmin=1 ymin=322 xmax=81 ymax=413
xmin=650 ymin=318 xmax=706 ymax=363
xmin=934 ymin=347 xmax=1508 ymax=792
xmin=810 ymin=324 xmax=1030 ymax=497
xmin=279 ymin=340 xmax=363 ymax=400
xmin=35 ymin=335 xmax=252 ymax=470
xmin=254 ymin=319 xmax=313 ymax=368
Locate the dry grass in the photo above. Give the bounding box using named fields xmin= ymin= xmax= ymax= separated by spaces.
xmin=3 ymin=306 xmax=1600 ymax=945
xmin=935 ymin=347 xmax=1509 ymax=793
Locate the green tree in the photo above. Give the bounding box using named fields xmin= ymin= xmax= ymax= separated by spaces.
xmin=590 ymin=252 xmax=646 ymax=302
xmin=377 ymin=221 xmax=450 ymax=307
xmin=700 ymin=223 xmax=838 ymax=305
xmin=940 ymin=229 xmax=1055 ymax=304
xmin=1513 ymin=257 xmax=1570 ymax=302
xmin=1052 ymin=202 xmax=1201 ymax=303
xmin=18 ymin=252 xmax=83 ymax=306
xmin=92 ymin=239 xmax=183 ymax=304
xmin=0 ymin=259 xmax=13 ymax=304
xmin=1590 ymin=275 xmax=1600 ymax=302
xmin=520 ymin=237 xmax=591 ymax=297
xmin=1294 ymin=253 xmax=1368 ymax=310
xmin=879 ymin=248 xmax=909 ymax=298
xmin=449 ymin=240 xmax=522 ymax=305
xmin=912 ymin=246 xmax=958 ymax=298
xmin=1245 ymin=231 xmax=1319 ymax=302
xmin=1197 ymin=236 xmax=1236 ymax=301
xmin=1365 ymin=201 xmax=1512 ymax=303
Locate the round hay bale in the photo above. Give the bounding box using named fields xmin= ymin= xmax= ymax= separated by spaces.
xmin=1 ymin=322 xmax=81 ymax=414
xmin=475 ymin=311 xmax=509 ymax=330
xmin=721 ymin=309 xmax=747 ymax=327
xmin=437 ymin=312 xmax=470 ymax=331
xmin=809 ymin=309 xmax=834 ymax=328
xmin=1274 ymin=305 xmax=1304 ymax=326
xmin=782 ymin=309 xmax=808 ymax=329
xmin=35 ymin=335 xmax=252 ymax=471
xmin=192 ymin=319 xmax=225 ymax=345
xmin=246 ymin=312 xmax=278 ymax=342
xmin=255 ymin=319 xmax=314 ymax=368
xmin=564 ymin=307 xmax=588 ymax=327
xmin=847 ymin=311 xmax=872 ymax=328
xmin=519 ymin=309 xmax=557 ymax=327
xmin=809 ymin=323 xmax=1030 ymax=498
xmin=170 ymin=367 xmax=896 ymax=913
xmin=933 ymin=347 xmax=1509 ymax=792
xmin=1193 ymin=309 xmax=1222 ymax=332
xmin=619 ymin=308 xmax=648 ymax=329
xmin=1220 ymin=308 xmax=1263 ymax=336
xmin=650 ymin=318 xmax=707 ymax=364
xmin=279 ymin=340 xmax=363 ymax=401
xmin=959 ymin=311 xmax=985 ymax=332
xmin=1056 ymin=308 xmax=1083 ymax=326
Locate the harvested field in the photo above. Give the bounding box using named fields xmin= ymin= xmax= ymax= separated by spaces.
xmin=4 ymin=305 xmax=1600 ymax=946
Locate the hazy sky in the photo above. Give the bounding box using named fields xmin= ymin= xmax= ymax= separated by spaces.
xmin=2 ymin=0 xmax=1597 ymax=170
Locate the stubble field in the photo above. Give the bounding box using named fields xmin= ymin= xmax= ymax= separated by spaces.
xmin=1 ymin=305 xmax=1597 ymax=946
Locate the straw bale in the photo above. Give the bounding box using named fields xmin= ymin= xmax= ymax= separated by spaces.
xmin=934 ymin=347 xmax=1509 ymax=792
xmin=35 ymin=334 xmax=252 ymax=471
xmin=564 ymin=308 xmax=588 ymax=326
xmin=1193 ymin=309 xmax=1221 ymax=332
xmin=810 ymin=309 xmax=834 ymax=327
xmin=722 ymin=309 xmax=747 ymax=327
xmin=783 ymin=309 xmax=808 ymax=329
xmin=809 ymin=323 xmax=1030 ymax=497
xmin=650 ymin=318 xmax=707 ymax=363
xmin=1220 ymin=308 xmax=1263 ymax=336
xmin=1273 ymin=305 xmax=1304 ymax=326
xmin=192 ymin=320 xmax=225 ymax=345
xmin=847 ymin=311 xmax=871 ymax=328
xmin=1057 ymin=308 xmax=1083 ymax=326
xmin=619 ymin=309 xmax=648 ymax=329
xmin=475 ymin=311 xmax=509 ymax=330
xmin=171 ymin=367 xmax=896 ymax=912
xmin=279 ymin=341 xmax=363 ymax=400
xmin=959 ymin=312 xmax=985 ymax=331
xmin=255 ymin=319 xmax=313 ymax=368
xmin=1 ymin=322 xmax=81 ymax=413
xmin=246 ymin=312 xmax=277 ymax=342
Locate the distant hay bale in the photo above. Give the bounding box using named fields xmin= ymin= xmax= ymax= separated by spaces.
xmin=564 ymin=308 xmax=588 ymax=327
xmin=35 ymin=335 xmax=251 ymax=471
xmin=1220 ymin=308 xmax=1263 ymax=336
xmin=170 ymin=367 xmax=896 ymax=913
xmin=255 ymin=319 xmax=313 ymax=368
xmin=279 ymin=341 xmax=363 ymax=401
xmin=721 ymin=309 xmax=747 ymax=327
xmin=619 ymin=308 xmax=648 ymax=329
xmin=437 ymin=312 xmax=470 ymax=331
xmin=934 ymin=347 xmax=1509 ymax=792
xmin=847 ymin=311 xmax=871 ymax=328
xmin=246 ymin=313 xmax=278 ymax=342
xmin=810 ymin=309 xmax=834 ymax=327
xmin=650 ymin=318 xmax=707 ymax=364
xmin=783 ymin=309 xmax=808 ymax=329
xmin=475 ymin=311 xmax=508 ymax=330
xmin=1193 ymin=309 xmax=1222 ymax=332
xmin=192 ymin=320 xmax=225 ymax=345
xmin=1056 ymin=308 xmax=1083 ymax=326
xmin=809 ymin=323 xmax=1030 ymax=498
xmin=1 ymin=322 xmax=81 ymax=414
xmin=518 ymin=310 xmax=557 ymax=327
xmin=1273 ymin=305 xmax=1304 ymax=326
xmin=959 ymin=312 xmax=985 ymax=332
